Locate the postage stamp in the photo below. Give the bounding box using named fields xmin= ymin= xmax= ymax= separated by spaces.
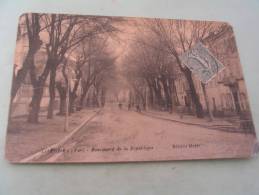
xmin=180 ymin=42 xmax=225 ymax=83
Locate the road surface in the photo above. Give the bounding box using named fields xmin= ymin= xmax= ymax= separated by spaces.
xmin=37 ymin=103 xmax=256 ymax=163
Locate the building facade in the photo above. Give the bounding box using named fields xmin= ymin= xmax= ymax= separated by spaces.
xmin=175 ymin=26 xmax=251 ymax=117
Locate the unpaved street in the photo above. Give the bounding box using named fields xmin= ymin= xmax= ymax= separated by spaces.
xmin=40 ymin=104 xmax=256 ymax=163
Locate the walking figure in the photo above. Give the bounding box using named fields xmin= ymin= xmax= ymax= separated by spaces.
xmin=118 ymin=103 xmax=122 ymax=110
xmin=136 ymin=105 xmax=141 ymax=112
xmin=128 ymin=103 xmax=131 ymax=111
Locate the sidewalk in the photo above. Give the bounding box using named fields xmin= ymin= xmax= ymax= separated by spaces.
xmin=5 ymin=108 xmax=99 ymax=162
xmin=142 ymin=110 xmax=243 ymax=133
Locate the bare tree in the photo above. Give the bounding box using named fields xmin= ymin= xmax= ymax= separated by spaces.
xmin=78 ymin=37 xmax=116 ymax=109
xmin=142 ymin=19 xmax=223 ymax=118
xmin=123 ymin=32 xmax=180 ymax=112
xmin=27 ymin=14 xmax=79 ymax=122
xmin=11 ymin=13 xmax=42 ymax=102
xmin=27 ymin=14 xmax=120 ymax=123
xmin=55 ymin=62 xmax=69 ymax=115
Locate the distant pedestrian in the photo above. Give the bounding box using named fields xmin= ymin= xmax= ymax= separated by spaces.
xmin=128 ymin=103 xmax=131 ymax=111
xmin=118 ymin=103 xmax=122 ymax=110
xmin=136 ymin=105 xmax=141 ymax=112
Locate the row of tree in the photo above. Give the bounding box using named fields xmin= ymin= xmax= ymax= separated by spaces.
xmin=123 ymin=19 xmax=229 ymax=118
xmin=11 ymin=13 xmax=119 ymax=123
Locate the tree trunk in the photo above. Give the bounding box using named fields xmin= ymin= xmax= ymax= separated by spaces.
xmin=152 ymin=78 xmax=164 ymax=109
xmin=27 ymin=58 xmax=50 ymax=123
xmin=142 ymin=93 xmax=146 ymax=111
xmin=69 ymin=78 xmax=80 ymax=113
xmin=27 ymin=83 xmax=44 ymax=123
xmin=231 ymin=90 xmax=241 ymax=114
xmin=94 ymin=89 xmax=100 ymax=107
xmin=101 ymin=88 xmax=106 ymax=107
xmin=79 ymin=84 xmax=90 ymax=109
xmin=11 ymin=50 xmax=35 ymax=102
xmin=59 ymin=97 xmax=66 ymax=115
xmin=184 ymin=68 xmax=204 ymax=118
xmin=47 ymin=68 xmax=56 ymax=119
xmin=148 ymin=85 xmax=154 ymax=108
xmin=171 ymin=79 xmax=179 ymax=107
xmin=56 ymin=82 xmax=67 ymax=115
xmin=161 ymin=76 xmax=172 ymax=112
xmin=146 ymin=79 xmax=155 ymax=109
xmin=69 ymin=93 xmax=76 ymax=113
xmin=201 ymin=83 xmax=213 ymax=121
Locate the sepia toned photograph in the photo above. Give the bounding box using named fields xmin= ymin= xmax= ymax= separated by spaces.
xmin=5 ymin=13 xmax=257 ymax=163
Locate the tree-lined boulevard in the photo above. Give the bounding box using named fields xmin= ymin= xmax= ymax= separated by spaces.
xmin=6 ymin=13 xmax=256 ymax=162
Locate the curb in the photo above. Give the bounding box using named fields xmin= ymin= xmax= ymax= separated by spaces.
xmin=19 ymin=109 xmax=102 ymax=163
xmin=141 ymin=111 xmax=243 ymax=134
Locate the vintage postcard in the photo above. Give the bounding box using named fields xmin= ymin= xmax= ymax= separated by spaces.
xmin=5 ymin=13 xmax=258 ymax=163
